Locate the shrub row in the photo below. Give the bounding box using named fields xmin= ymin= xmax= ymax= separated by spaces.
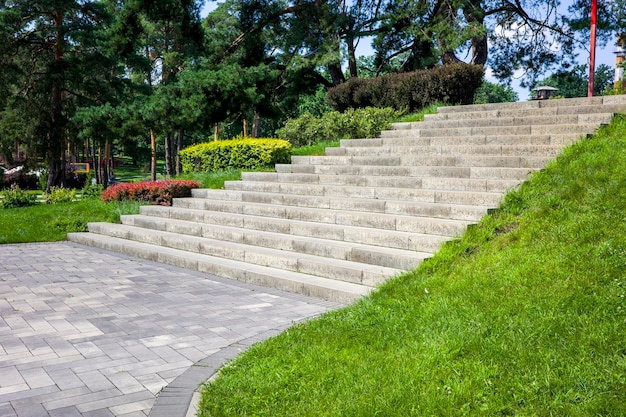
xmin=101 ymin=180 xmax=201 ymax=206
xmin=180 ymin=138 xmax=292 ymax=174
xmin=327 ymin=63 xmax=484 ymax=113
xmin=0 ymin=186 xmax=38 ymax=208
xmin=276 ymin=107 xmax=400 ymax=147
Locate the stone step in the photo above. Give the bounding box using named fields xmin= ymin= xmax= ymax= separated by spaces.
xmin=326 ymin=144 xmax=565 ymax=158
xmin=194 ymin=186 xmax=502 ymax=212
xmin=273 ymin=164 xmax=538 ymax=180
xmin=412 ymin=113 xmax=613 ymax=130
xmin=225 ymin=176 xmax=518 ymax=194
xmin=340 ymin=134 xmax=580 ymax=148
xmin=380 ymin=124 xmax=600 ymax=138
xmin=136 ymin=205 xmax=451 ymax=253
xmin=171 ymin=197 xmax=473 ymax=236
xmin=66 ymin=232 xmax=371 ymax=303
xmin=83 ymin=222 xmax=403 ymax=286
xmin=291 ymin=155 xmax=553 ymax=169
xmin=120 ymin=214 xmax=430 ymax=270
xmin=268 ymin=167 xmax=531 ymax=181
xmin=423 ymin=104 xmax=626 ymax=121
xmin=434 ymin=96 xmax=626 ymax=114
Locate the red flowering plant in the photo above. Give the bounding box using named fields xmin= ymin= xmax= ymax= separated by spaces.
xmin=101 ymin=180 xmax=202 ymax=206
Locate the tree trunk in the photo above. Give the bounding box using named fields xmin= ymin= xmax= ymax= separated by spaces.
xmin=176 ymin=129 xmax=183 ymax=175
xmin=243 ymin=118 xmax=248 ymax=137
xmin=150 ymin=129 xmax=157 ymax=181
xmin=46 ymin=10 xmax=66 ymax=194
xmin=165 ymin=133 xmax=173 ymax=177
xmin=347 ymin=35 xmax=358 ymax=78
xmin=103 ymin=138 xmax=111 ymax=186
xmin=328 ymin=62 xmax=346 ymax=86
xmin=252 ymin=111 xmax=261 ymax=138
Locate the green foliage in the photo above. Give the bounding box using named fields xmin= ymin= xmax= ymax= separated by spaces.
xmin=180 ymin=138 xmax=292 ymax=173
xmin=473 ymin=81 xmax=519 ymax=103
xmin=533 ymin=64 xmax=614 ymax=98
xmin=0 ymin=186 xmax=38 ymax=208
xmin=603 ymin=79 xmax=626 ymax=96
xmin=176 ymin=169 xmax=243 ymax=189
xmin=46 ymin=187 xmax=77 ymax=204
xmin=276 ymin=107 xmax=400 ymax=147
xmin=198 ymin=116 xmax=626 ymax=416
xmin=327 ymin=64 xmax=484 ymax=112
xmin=394 ymin=103 xmax=444 ymax=123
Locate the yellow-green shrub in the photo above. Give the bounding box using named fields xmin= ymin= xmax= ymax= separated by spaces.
xmin=180 ymin=138 xmax=292 ymax=174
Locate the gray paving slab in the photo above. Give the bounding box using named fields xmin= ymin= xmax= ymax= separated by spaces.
xmin=0 ymin=242 xmax=344 ymax=416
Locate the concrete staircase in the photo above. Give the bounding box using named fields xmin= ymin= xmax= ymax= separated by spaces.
xmin=68 ymin=96 xmax=626 ymax=303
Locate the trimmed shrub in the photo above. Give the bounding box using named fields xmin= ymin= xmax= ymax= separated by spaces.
xmin=46 ymin=187 xmax=76 ymax=204
xmin=277 ymin=107 xmax=400 ymax=147
xmin=327 ymin=63 xmax=484 ymax=112
xmin=101 ymin=180 xmax=202 ymax=206
xmin=180 ymin=138 xmax=291 ymax=174
xmin=0 ymin=186 xmax=38 ymax=208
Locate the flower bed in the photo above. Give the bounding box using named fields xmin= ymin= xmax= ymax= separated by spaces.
xmin=101 ymin=180 xmax=202 ymax=206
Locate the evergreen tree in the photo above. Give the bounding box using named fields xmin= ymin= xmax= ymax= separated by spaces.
xmin=0 ymin=0 xmax=119 ymax=192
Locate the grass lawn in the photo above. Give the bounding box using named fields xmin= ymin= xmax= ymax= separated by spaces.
xmin=196 ymin=117 xmax=626 ymax=416
xmin=0 ymin=198 xmax=141 ymax=243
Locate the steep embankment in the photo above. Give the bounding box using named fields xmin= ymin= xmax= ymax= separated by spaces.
xmin=198 ymin=115 xmax=626 ymax=416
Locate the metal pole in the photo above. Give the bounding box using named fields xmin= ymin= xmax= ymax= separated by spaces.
xmin=588 ymin=0 xmax=598 ymax=97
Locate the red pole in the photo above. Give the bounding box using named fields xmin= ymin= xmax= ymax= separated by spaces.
xmin=588 ymin=0 xmax=598 ymax=97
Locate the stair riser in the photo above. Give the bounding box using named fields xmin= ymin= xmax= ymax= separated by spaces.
xmin=274 ymin=164 xmax=537 ymax=180
xmin=291 ymin=155 xmax=552 ymax=168
xmin=381 ymin=125 xmax=597 ymax=138
xmin=423 ymin=104 xmax=626 ymax=121
xmin=416 ymin=114 xmax=611 ymax=130
xmin=341 ymin=135 xmax=576 ymax=148
xmin=333 ymin=145 xmax=565 ymax=158
xmin=227 ymin=178 xmax=516 ymax=195
xmin=434 ymin=96 xmax=621 ymax=114
xmin=191 ymin=188 xmax=501 ymax=214
xmin=375 ymin=135 xmax=579 ymax=147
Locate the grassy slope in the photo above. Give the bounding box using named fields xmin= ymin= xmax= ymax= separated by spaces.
xmin=198 ymin=116 xmax=626 ymax=416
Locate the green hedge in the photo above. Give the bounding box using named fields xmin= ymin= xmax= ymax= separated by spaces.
xmin=276 ymin=107 xmax=401 ymax=147
xmin=180 ymin=138 xmax=292 ymax=174
xmin=327 ymin=63 xmax=484 ymax=112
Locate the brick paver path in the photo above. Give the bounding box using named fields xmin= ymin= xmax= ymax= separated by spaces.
xmin=0 ymin=242 xmax=342 ymax=417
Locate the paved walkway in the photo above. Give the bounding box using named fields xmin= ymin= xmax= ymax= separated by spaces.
xmin=0 ymin=242 xmax=343 ymax=417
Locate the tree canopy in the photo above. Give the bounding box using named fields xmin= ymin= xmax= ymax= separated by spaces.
xmin=0 ymin=0 xmax=624 ymax=190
